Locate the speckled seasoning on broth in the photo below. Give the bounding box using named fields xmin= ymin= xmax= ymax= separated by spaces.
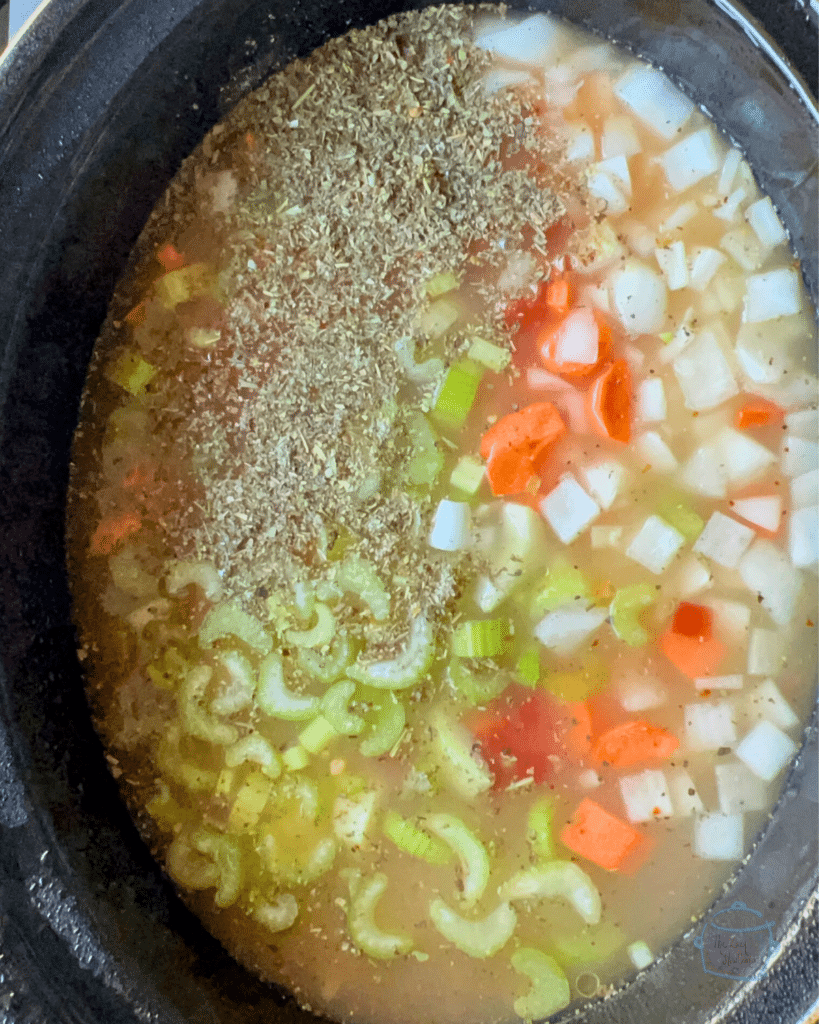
xmin=66 ymin=6 xmax=817 ymax=1023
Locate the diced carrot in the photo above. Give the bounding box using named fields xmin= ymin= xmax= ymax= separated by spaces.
xmin=560 ymin=797 xmax=644 ymax=871
xmin=88 ymin=512 xmax=141 ymax=556
xmin=124 ymin=302 xmax=146 ymax=326
xmin=592 ymin=720 xmax=679 ymax=766
xmin=587 ymin=358 xmax=631 ymax=443
xmin=156 ymin=243 xmax=186 ymax=272
xmin=544 ymin=275 xmax=572 ymax=316
xmin=480 ymin=402 xmax=566 ymax=497
xmin=734 ymin=397 xmax=785 ymax=430
xmin=659 ymin=602 xmax=726 ymax=678
xmin=485 ymin=444 xmax=538 ymax=496
xmin=537 ymin=307 xmax=611 ymax=378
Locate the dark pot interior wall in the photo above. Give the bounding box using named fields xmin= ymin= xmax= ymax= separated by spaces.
xmin=0 ymin=2 xmax=816 ymax=1023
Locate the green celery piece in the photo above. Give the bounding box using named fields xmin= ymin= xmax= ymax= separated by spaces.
xmin=347 ymin=616 xmax=434 ymax=690
xmin=154 ymin=263 xmax=216 ymax=309
xmin=336 ymin=555 xmax=390 ymax=621
xmin=296 ymin=631 xmax=355 ymax=684
xmin=425 ymin=813 xmax=490 ymax=905
xmin=179 ymin=665 xmax=238 ymax=746
xmin=282 ymin=744 xmax=310 ymax=772
xmin=344 ymin=870 xmax=413 ymax=959
xmin=531 ymin=558 xmax=591 ymax=615
xmin=548 ymin=920 xmax=625 ymax=965
xmin=610 ymin=582 xmax=657 ymax=646
xmin=659 ymin=498 xmax=705 ymax=542
xmin=429 ymin=898 xmax=516 ymax=959
xmin=541 ymin=654 xmax=608 ymax=702
xmin=511 ymin=948 xmax=571 ymax=1021
xmin=405 ymin=412 xmax=444 ymax=487
xmin=191 ymin=830 xmax=242 ymax=908
xmin=432 ymin=359 xmax=483 ymax=430
xmin=452 ymin=618 xmax=509 ymax=659
xmin=297 ymin=714 xmax=339 ymax=754
xmin=256 ymin=652 xmax=320 ymax=721
xmin=430 ymin=709 xmax=493 ymax=799
xmin=447 ymin=658 xmax=508 ymax=707
xmin=449 ymin=454 xmax=485 ymax=497
xmin=383 ymin=811 xmax=452 ymax=864
xmin=425 ymin=271 xmax=460 ymax=298
xmin=320 ymin=680 xmax=364 ymax=735
xmin=359 ymin=692 xmax=406 ymax=757
xmin=199 ymin=601 xmax=273 ymax=655
xmin=105 ymin=350 xmax=158 ymax=396
xmin=516 ymin=646 xmax=541 ymax=687
xmin=528 ymin=797 xmax=555 ymax=860
xmin=498 ymin=861 xmax=601 ymax=925
xmin=467 ymin=336 xmax=511 ymax=373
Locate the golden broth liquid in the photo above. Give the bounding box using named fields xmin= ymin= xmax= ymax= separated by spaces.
xmin=67 ymin=6 xmax=817 ymax=1024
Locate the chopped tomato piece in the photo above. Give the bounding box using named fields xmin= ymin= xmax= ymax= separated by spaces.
xmin=734 ymin=397 xmax=785 ymax=430
xmin=560 ymin=798 xmax=644 ymax=871
xmin=156 ymin=243 xmax=186 ymax=272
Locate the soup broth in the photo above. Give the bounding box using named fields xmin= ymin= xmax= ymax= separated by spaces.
xmin=67 ymin=6 xmax=818 ymax=1024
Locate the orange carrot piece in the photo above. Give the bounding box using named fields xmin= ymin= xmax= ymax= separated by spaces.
xmin=659 ymin=602 xmax=726 ymax=677
xmin=89 ymin=512 xmax=141 ymax=556
xmin=485 ymin=445 xmax=538 ymax=497
xmin=735 ymin=397 xmax=785 ymax=430
xmin=124 ymin=302 xmax=146 ymax=326
xmin=592 ymin=720 xmax=679 ymax=766
xmin=545 ymin=275 xmax=572 ymax=316
xmin=480 ymin=402 xmax=566 ymax=496
xmin=587 ymin=358 xmax=632 ymax=443
xmin=560 ymin=798 xmax=644 ymax=871
xmin=156 ymin=243 xmax=185 ymax=272
xmin=537 ymin=308 xmax=611 ymax=378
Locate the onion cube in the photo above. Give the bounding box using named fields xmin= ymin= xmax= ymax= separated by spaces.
xmin=781 ymin=434 xmax=819 ymax=478
xmin=619 ymin=769 xmax=672 ymax=822
xmin=789 ymin=506 xmax=817 ymax=568
xmin=738 ymin=540 xmax=803 ymax=627
xmin=628 ymin=941 xmax=654 ymax=970
xmin=660 ymin=128 xmax=722 ymax=192
xmin=611 ymin=259 xmax=668 ymax=335
xmin=474 ymin=12 xmax=567 ymax=66
xmin=578 ymin=768 xmax=602 ymax=789
xmin=735 ymin=720 xmax=797 ymax=781
xmin=655 ymin=241 xmax=689 ymax=290
xmin=745 ymin=196 xmax=788 ymax=247
xmin=695 ymin=674 xmax=744 ymax=692
xmin=534 ymin=605 xmax=608 ymax=656
xmin=634 ymin=431 xmax=678 ymax=472
xmin=688 ymin=246 xmax=726 ymax=291
xmin=428 ymin=500 xmax=472 ymax=552
xmin=721 ymin=225 xmax=770 ymax=272
xmin=482 ymin=68 xmax=534 ymax=95
xmin=705 ymin=598 xmax=751 ymax=643
xmin=580 ymin=460 xmax=626 ymax=510
xmin=784 ymin=408 xmax=818 ymax=438
xmin=747 ymin=627 xmax=788 ymax=676
xmin=539 ymin=474 xmax=600 ymax=544
xmin=715 ymin=763 xmax=769 ymax=814
xmin=713 ymin=186 xmax=749 ymax=223
xmin=668 ymin=769 xmax=705 ymax=816
xmin=729 ymin=495 xmax=782 ymax=533
xmin=742 ymin=266 xmax=802 ymax=323
xmin=716 ymin=427 xmax=776 ymax=488
xmin=680 ymin=442 xmax=727 ymax=499
xmin=614 ymin=65 xmax=694 ymax=140
xmin=717 ymin=148 xmax=743 ymax=196
xmin=694 ymin=813 xmax=743 ymax=860
xmin=693 ymin=511 xmax=755 ymax=568
xmin=617 ymin=672 xmax=667 ymax=712
xmin=601 ymin=115 xmax=642 ymax=159
xmin=672 ymin=555 xmax=713 ymax=597
xmin=626 ymin=515 xmax=685 ymax=574
xmin=735 ymin=314 xmax=812 ymax=385
xmin=636 ymin=378 xmax=667 ymax=423
xmin=790 ymin=470 xmax=818 ymax=510
xmin=747 ymin=679 xmax=800 ymax=732
xmin=684 ymin=701 xmax=737 ymax=751
xmin=565 ymin=120 xmax=596 ymax=162
xmin=673 ymin=330 xmax=738 ymax=412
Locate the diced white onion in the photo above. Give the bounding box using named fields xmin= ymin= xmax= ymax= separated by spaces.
xmin=534 ymin=605 xmax=608 ymax=656
xmin=539 ymin=474 xmax=600 ymax=544
xmin=611 ymin=258 xmax=668 ymax=335
xmin=498 ymin=251 xmax=537 ymax=294
xmin=783 ymin=408 xmax=818 ymax=438
xmin=481 ymin=68 xmax=534 ymax=95
xmin=716 ymin=426 xmax=776 ymax=488
xmin=729 ymin=495 xmax=782 ymax=533
xmin=735 ymin=313 xmax=813 ymax=385
xmin=626 ymin=515 xmax=685 ymax=574
xmin=577 ymin=768 xmax=602 ymax=789
xmin=692 ymin=511 xmax=755 ymax=568
xmin=735 ymin=720 xmax=797 ymax=781
xmin=738 ymin=539 xmax=803 ymax=626
xmin=655 ymin=241 xmax=689 ymax=290
xmin=720 ymin=226 xmax=769 ymax=272
xmin=746 ymin=679 xmax=800 ymax=732
xmin=587 ymin=168 xmax=629 ymax=215
xmin=619 ymin=769 xmax=672 ymax=822
xmin=617 ymin=672 xmax=667 ymax=712
xmin=790 ymin=470 xmax=818 ymax=510
xmin=694 ymin=813 xmax=743 ymax=860
xmin=704 ymin=598 xmax=751 ymax=643
xmin=623 ymin=221 xmax=657 ymax=259
xmin=672 ymin=555 xmax=713 ymax=597
xmin=601 ymin=115 xmax=642 ymax=159
xmin=672 ymin=328 xmax=738 ymax=412
xmin=688 ymin=247 xmax=726 ymax=291
xmin=712 ymin=186 xmax=748 ymax=223
xmin=680 ymin=442 xmax=727 ymax=498
xmin=744 ymin=196 xmax=788 ymax=248
xmin=526 ymin=366 xmax=574 ymax=392
xmin=633 ymin=431 xmax=677 ymax=472
xmin=789 ymin=506 xmax=818 ymax=568
xmin=684 ymin=701 xmax=737 ymax=751
xmin=659 ymin=128 xmax=722 ymax=192
xmin=715 ymin=763 xmax=769 ymax=814
xmin=552 ymin=307 xmax=604 ymax=367
xmin=742 ymin=266 xmax=803 ymax=323
xmin=598 ymin=154 xmax=632 ymax=193
xmin=695 ymin=674 xmax=743 ymax=692
xmin=564 ymin=120 xmax=596 ymax=162
xmin=717 ymin=148 xmax=742 ymax=197
xmin=613 ymin=65 xmax=694 ymax=140
xmin=667 ymin=769 xmax=705 ymax=816
xmin=428 ymin=500 xmax=472 ymax=552
xmin=580 ymin=460 xmax=626 ymax=511
xmin=658 ymin=200 xmax=698 ymax=233
xmin=658 ymin=322 xmax=695 ymax=364
xmin=747 ymin=627 xmax=787 ymax=676
xmin=628 ymin=941 xmax=654 ymax=970
xmin=473 ymin=12 xmax=566 ymax=66
xmin=781 ymin=434 xmax=819 ymax=477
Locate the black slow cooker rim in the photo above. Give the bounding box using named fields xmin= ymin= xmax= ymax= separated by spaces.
xmin=0 ymin=1 xmax=817 ymax=1023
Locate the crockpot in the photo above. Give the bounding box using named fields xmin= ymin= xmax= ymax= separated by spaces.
xmin=0 ymin=1 xmax=816 ymax=1022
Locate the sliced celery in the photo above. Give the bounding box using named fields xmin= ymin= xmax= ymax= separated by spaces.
xmin=527 ymin=798 xmax=555 ymax=860
xmin=345 ymin=870 xmax=413 ymax=959
xmin=146 ymin=646 xmax=189 ymax=691
xmin=359 ymin=693 xmax=406 ymax=757
xmin=212 ymin=649 xmax=255 ymax=715
xmin=659 ymin=498 xmax=705 ymax=542
xmin=282 ymin=745 xmax=309 ymax=772
xmin=452 ymin=618 xmax=509 ymax=659
xmin=449 ymin=454 xmax=486 ymax=497
xmin=347 ymin=616 xmax=434 ymax=690
xmin=610 ymin=582 xmax=656 ymax=646
xmin=296 ymin=631 xmax=355 ymax=684
xmin=252 ymin=893 xmax=298 ymax=934
xmin=179 ymin=665 xmax=238 ymax=746
xmin=447 ymin=658 xmax=508 ymax=707
xmin=191 ymin=830 xmax=242 ymax=908
xmin=548 ymin=920 xmax=625 ymax=965
xmin=511 ymin=948 xmax=571 ymax=1020
xmin=432 ymin=359 xmax=483 ymax=429
xmin=285 ymin=603 xmax=336 ymax=648
xmin=336 ymin=556 xmax=390 ymax=621
xmin=333 ymin=790 xmax=378 ymax=849
xmin=297 ymin=714 xmax=338 ymax=754
xmin=406 ymin=412 xmax=444 ymax=487
xmin=531 ymin=558 xmax=591 ymax=615
xmin=154 ymin=263 xmax=216 ymax=308
xmin=105 ymin=350 xmax=158 ymax=396
xmin=418 ymin=296 xmax=460 ymax=338
xmin=199 ymin=601 xmax=273 ymax=655
xmin=109 ymin=547 xmax=158 ymax=599
xmin=428 ymin=899 xmax=516 ymax=959
xmin=225 ymin=733 xmax=282 ymax=779
xmin=497 ymin=861 xmax=601 ymax=925
xmin=256 ymin=652 xmax=320 ymax=720
xmin=516 ymin=646 xmax=541 ymax=687
xmin=475 ymin=503 xmax=549 ymax=613
xmin=467 ymin=336 xmax=511 ymax=373
xmin=164 ymin=559 xmax=223 ymax=601
xmin=274 ymin=837 xmax=337 ymax=887
xmin=430 ymin=709 xmax=493 ymax=799
xmin=320 ymin=680 xmax=364 ymax=735
xmin=383 ymin=811 xmax=453 ymax=865
xmin=166 ymin=830 xmax=219 ymax=892
xmin=425 ymin=271 xmax=460 ymax=297
xmin=425 ymin=813 xmax=490 ymax=905
xmin=227 ymin=771 xmax=274 ymax=833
